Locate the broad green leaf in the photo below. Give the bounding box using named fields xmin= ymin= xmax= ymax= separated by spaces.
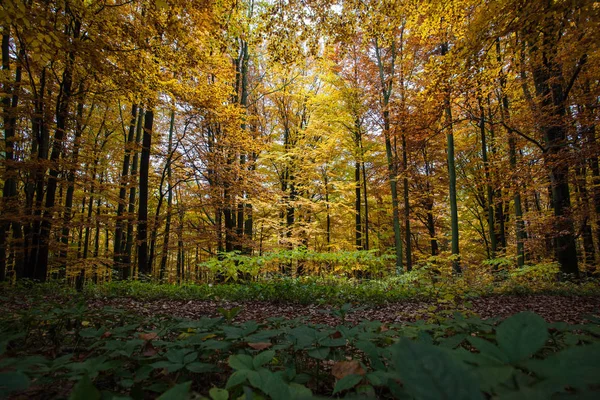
xmin=69 ymin=374 xmax=101 ymax=400
xmin=253 ymin=350 xmax=275 ymax=368
xmin=209 ymin=387 xmax=229 ymax=400
xmin=157 ymin=381 xmax=191 ymax=400
xmin=333 ymin=374 xmax=363 ymax=394
xmin=229 ymin=354 xmax=254 ymax=371
xmin=525 ymin=343 xmax=600 ymax=388
xmin=467 ymin=337 xmax=508 ymax=362
xmin=307 ymin=347 xmax=330 ymax=360
xmin=226 ymin=370 xmax=249 ymax=388
xmin=186 ymin=362 xmax=214 ymax=373
xmin=289 ymin=383 xmax=312 ymax=399
xmin=496 ymin=312 xmax=547 ymax=363
xmin=0 ymin=371 xmax=31 ymax=395
xmin=392 ymin=339 xmax=484 ymax=400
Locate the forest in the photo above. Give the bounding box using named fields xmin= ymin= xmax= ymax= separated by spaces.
xmin=1 ymin=0 xmax=600 ymax=399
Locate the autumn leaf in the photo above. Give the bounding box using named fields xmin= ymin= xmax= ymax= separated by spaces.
xmin=330 ymin=331 xmax=342 ymax=339
xmin=139 ymin=332 xmax=158 ymax=341
xmin=248 ymin=342 xmax=272 ymax=350
xmin=142 ymin=343 xmax=158 ymax=357
xmin=331 ymin=360 xmax=366 ymax=380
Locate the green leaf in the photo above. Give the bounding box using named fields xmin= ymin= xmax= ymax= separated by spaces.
xmin=183 ymin=351 xmax=198 ymax=364
xmin=0 ymin=371 xmax=31 ymax=395
xmin=288 ymin=383 xmax=312 ymax=399
xmin=228 ymin=354 xmax=254 ymax=371
xmin=209 ymin=387 xmax=229 ymax=400
xmin=467 ymin=337 xmax=508 ymax=363
xmin=150 ymin=361 xmax=184 ymax=373
xmin=525 ymin=343 xmax=600 ymax=388
xmin=496 ymin=312 xmax=547 ymax=363
xmin=253 ymin=350 xmax=275 ymax=368
xmin=186 ymin=362 xmax=214 ymax=373
xmin=392 ymin=339 xmax=484 ymax=400
xmin=69 ymin=374 xmax=101 ymax=400
xmin=307 ymin=346 xmax=330 ymax=360
xmin=226 ymin=370 xmax=249 ymax=388
xmin=333 ymin=374 xmax=363 ymax=394
xmin=157 ymin=381 xmax=191 ymax=400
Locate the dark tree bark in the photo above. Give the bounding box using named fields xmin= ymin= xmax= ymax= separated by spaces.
xmin=137 ymin=109 xmax=154 ymax=277
xmin=36 ymin=18 xmax=81 ymax=281
xmin=124 ymin=108 xmax=144 ymax=279
xmin=115 ymin=104 xmax=138 ymax=273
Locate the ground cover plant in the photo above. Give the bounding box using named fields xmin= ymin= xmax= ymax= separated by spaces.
xmin=2 ymin=273 xmax=600 ymax=400
xmin=1 ymin=287 xmax=600 ymax=400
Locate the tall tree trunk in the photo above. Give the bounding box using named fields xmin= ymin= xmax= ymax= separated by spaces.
xmin=528 ymin=24 xmax=579 ymax=276
xmin=124 ymin=108 xmax=144 ymax=278
xmin=26 ymin=68 xmax=49 ymax=279
xmin=498 ymin=36 xmax=526 ymax=266
xmin=374 ymin=39 xmax=403 ymax=273
xmin=59 ymin=85 xmax=85 ymax=278
xmin=441 ymin=42 xmax=461 ymax=273
xmin=0 ymin=28 xmax=22 ymax=280
xmin=115 ymin=104 xmax=138 ymax=274
xmin=401 ymin=132 xmax=412 ymax=271
xmin=160 ymin=110 xmax=175 ymax=280
xmin=137 ymin=109 xmax=153 ymax=277
xmin=479 ymin=95 xmax=497 ymax=259
xmin=36 ymin=19 xmax=80 ymax=281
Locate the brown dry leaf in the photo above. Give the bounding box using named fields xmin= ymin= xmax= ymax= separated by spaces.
xmin=101 ymin=331 xmax=112 ymax=339
xmin=330 ymin=331 xmax=342 ymax=339
xmin=139 ymin=332 xmax=158 ymax=341
xmin=248 ymin=342 xmax=272 ymax=350
xmin=332 ymin=360 xmax=366 ymax=380
xmin=380 ymin=325 xmax=389 ymax=332
xmin=142 ymin=343 xmax=158 ymax=357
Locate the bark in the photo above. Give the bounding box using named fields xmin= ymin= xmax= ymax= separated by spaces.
xmin=59 ymin=85 xmax=85 ymax=277
xmin=137 ymin=109 xmax=153 ymax=276
xmin=479 ymin=96 xmax=497 ymax=259
xmin=374 ymin=39 xmax=403 ymax=273
xmin=441 ymin=42 xmax=461 ymax=274
xmin=115 ymin=104 xmax=138 ymax=272
xmin=0 ymin=28 xmax=23 ymax=280
xmin=529 ymin=21 xmax=579 ymax=276
xmin=36 ymin=18 xmax=81 ymax=281
xmin=160 ymin=110 xmax=175 ymax=280
xmin=124 ymin=108 xmax=144 ymax=279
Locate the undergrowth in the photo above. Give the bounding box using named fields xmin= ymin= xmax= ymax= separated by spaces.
xmin=1 ymin=291 xmax=599 ymax=399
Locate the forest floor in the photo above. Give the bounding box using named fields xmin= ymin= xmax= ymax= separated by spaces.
xmin=2 ymin=284 xmax=600 ymax=399
xmin=85 ymin=294 xmax=600 ymax=325
xmin=3 ymin=287 xmax=597 ymax=325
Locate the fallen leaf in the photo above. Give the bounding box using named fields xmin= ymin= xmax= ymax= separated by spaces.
xmin=101 ymin=331 xmax=112 ymax=339
xmin=139 ymin=332 xmax=158 ymax=341
xmin=248 ymin=342 xmax=272 ymax=350
xmin=332 ymin=360 xmax=365 ymax=380
xmin=142 ymin=343 xmax=158 ymax=357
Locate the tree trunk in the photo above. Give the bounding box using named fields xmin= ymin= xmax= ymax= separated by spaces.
xmin=36 ymin=19 xmax=80 ymax=281
xmin=123 ymin=109 xmax=144 ymax=278
xmin=441 ymin=42 xmax=461 ymax=274
xmin=479 ymin=96 xmax=497 ymax=259
xmin=115 ymin=104 xmax=138 ymax=274
xmin=160 ymin=110 xmax=175 ymax=280
xmin=137 ymin=109 xmax=153 ymax=277
xmin=529 ymin=26 xmax=578 ymax=276
xmin=374 ymin=39 xmax=403 ymax=274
